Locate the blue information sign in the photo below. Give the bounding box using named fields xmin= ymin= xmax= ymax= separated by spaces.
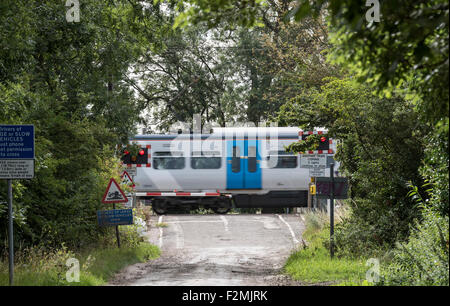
xmin=97 ymin=209 xmax=133 ymax=227
xmin=0 ymin=125 xmax=35 ymax=159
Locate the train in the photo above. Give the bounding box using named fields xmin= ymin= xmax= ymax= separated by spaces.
xmin=121 ymin=127 xmax=339 ymax=214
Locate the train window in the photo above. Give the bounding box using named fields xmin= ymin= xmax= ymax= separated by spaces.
xmin=191 ymin=151 xmax=221 ymax=169
xmin=153 ymin=152 xmax=185 ymax=169
xmin=232 ymin=146 xmax=240 ymax=173
xmin=248 ymin=146 xmax=257 ymax=173
xmin=266 ymin=150 xmax=297 ymax=168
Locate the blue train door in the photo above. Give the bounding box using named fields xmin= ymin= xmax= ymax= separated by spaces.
xmin=245 ymin=135 xmax=262 ymax=189
xmin=226 ymin=131 xmax=262 ymax=189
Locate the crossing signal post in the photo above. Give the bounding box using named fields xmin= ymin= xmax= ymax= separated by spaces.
xmin=121 ymin=146 xmax=145 ymax=209
xmin=314 ymin=163 xmax=349 ymax=259
xmin=307 ymin=154 xmax=349 ymax=259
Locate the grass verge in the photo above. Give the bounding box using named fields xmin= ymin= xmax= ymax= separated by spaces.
xmin=284 ymin=210 xmax=368 ymax=285
xmin=0 ymin=242 xmax=160 ymax=286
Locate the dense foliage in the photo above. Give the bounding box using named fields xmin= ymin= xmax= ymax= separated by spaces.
xmin=279 ymin=78 xmax=427 ymax=255
xmin=171 ymin=0 xmax=449 ymax=285
xmin=0 ymin=0 xmax=160 ymax=251
xmin=1 ymin=0 xmax=448 ymax=286
xmin=380 ymin=207 xmax=449 ymax=285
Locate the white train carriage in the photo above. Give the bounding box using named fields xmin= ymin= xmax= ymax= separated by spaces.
xmin=122 ymin=127 xmax=338 ymax=214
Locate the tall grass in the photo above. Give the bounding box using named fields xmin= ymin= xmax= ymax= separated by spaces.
xmin=0 ymin=242 xmax=160 ymax=286
xmin=284 ymin=206 xmax=368 ymax=285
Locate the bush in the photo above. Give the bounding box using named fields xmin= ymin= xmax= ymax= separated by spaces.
xmin=118 ymin=211 xmax=148 ymax=248
xmin=278 ymin=78 xmax=427 ymax=256
xmin=379 ymin=208 xmax=449 ymax=286
xmin=334 ymin=199 xmax=410 ymax=258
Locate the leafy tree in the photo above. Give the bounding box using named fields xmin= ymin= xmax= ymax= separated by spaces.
xmin=159 ymin=0 xmax=449 ymax=283
xmin=129 ymin=24 xmax=244 ymax=130
xmin=229 ymin=19 xmax=332 ymax=124
xmin=171 ymin=0 xmax=448 ymax=209
xmin=169 ymin=0 xmax=267 ymax=29
xmin=257 ymin=13 xmax=340 ymax=120
xmin=145 ymin=1 xmax=338 ymax=128
xmin=0 ymin=0 xmax=163 ymax=251
xmin=278 ymin=77 xmax=427 ymax=254
xmin=171 ymin=0 xmax=448 ymax=121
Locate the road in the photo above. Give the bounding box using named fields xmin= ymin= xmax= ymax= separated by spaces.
xmin=109 ymin=213 xmax=306 ymax=286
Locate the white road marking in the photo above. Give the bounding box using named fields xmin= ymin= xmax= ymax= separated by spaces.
xmin=220 ymin=216 xmax=229 ymax=232
xmin=158 ymin=216 xmax=163 ymax=248
xmin=276 ymin=214 xmax=299 ymax=246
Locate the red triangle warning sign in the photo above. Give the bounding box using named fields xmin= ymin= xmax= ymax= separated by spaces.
xmin=102 ymin=178 xmax=128 ymax=204
xmin=120 ymin=171 xmax=133 ymax=185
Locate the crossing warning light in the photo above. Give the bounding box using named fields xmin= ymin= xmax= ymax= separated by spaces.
xmin=317 ymin=136 xmax=329 ymax=151
xmin=121 ymin=148 xmax=148 ymax=165
xmin=301 ymin=133 xmax=330 ymax=151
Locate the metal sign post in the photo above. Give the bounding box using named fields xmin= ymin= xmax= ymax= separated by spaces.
xmin=113 ymin=203 xmax=121 ymax=248
xmin=7 ymin=179 xmax=13 ymax=286
xmin=1 ymin=124 xmax=35 ymax=286
xmin=97 ymin=208 xmax=134 ymax=249
xmin=330 ymin=163 xmax=335 ymax=259
xmin=132 ymin=174 xmax=136 ymax=208
xmin=101 ymin=178 xmax=129 ymax=248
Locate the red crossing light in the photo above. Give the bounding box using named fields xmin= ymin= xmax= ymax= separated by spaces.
xmin=139 ymin=149 xmax=145 ymax=156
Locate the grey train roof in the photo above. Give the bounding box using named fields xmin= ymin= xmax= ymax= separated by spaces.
xmin=132 ymin=127 xmax=326 ymax=141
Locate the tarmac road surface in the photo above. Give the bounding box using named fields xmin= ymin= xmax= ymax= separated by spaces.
xmin=109 ymin=213 xmax=306 ymax=286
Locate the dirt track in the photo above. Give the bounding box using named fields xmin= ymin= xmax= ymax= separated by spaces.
xmin=109 ymin=214 xmax=307 ymax=286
